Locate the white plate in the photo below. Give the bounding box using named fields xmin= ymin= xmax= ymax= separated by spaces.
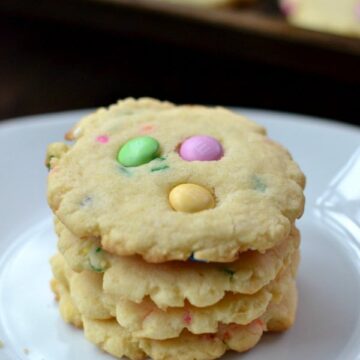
xmin=0 ymin=109 xmax=359 ymax=360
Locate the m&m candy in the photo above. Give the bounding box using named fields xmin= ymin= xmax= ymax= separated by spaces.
xmin=179 ymin=135 xmax=223 ymax=162
xmin=169 ymin=184 xmax=215 ymax=213
xmin=118 ymin=136 xmax=160 ymax=167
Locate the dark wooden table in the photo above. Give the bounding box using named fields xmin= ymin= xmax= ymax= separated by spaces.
xmin=0 ymin=0 xmax=359 ymax=125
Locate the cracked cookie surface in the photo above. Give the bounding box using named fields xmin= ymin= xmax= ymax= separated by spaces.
xmin=47 ymin=98 xmax=305 ymax=262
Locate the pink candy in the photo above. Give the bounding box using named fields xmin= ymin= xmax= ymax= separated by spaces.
xmin=179 ymin=135 xmax=223 ymax=162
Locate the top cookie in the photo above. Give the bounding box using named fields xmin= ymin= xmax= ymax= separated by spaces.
xmin=47 ymin=98 xmax=305 ymax=262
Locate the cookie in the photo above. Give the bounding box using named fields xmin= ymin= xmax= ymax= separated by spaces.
xmin=51 ymin=249 xmax=298 ymax=338
xmin=56 ymin=220 xmax=299 ymax=308
xmin=47 ymin=98 xmax=305 ymax=263
xmin=51 ymin=254 xmax=111 ymax=320
xmin=263 ymin=281 xmax=298 ymax=332
xmin=110 ymin=259 xmax=296 ymax=340
xmin=83 ymin=318 xmax=265 ymax=360
xmin=280 ymin=0 xmax=360 ymax=37
xmin=51 ymin=263 xmax=297 ymax=360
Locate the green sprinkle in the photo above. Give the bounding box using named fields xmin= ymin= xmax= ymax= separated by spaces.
xmin=158 ymin=156 xmax=166 ymax=161
xmin=119 ymin=166 xmax=132 ymax=177
xmin=89 ymin=263 xmax=104 ymax=273
xmin=252 ymin=176 xmax=267 ymax=193
xmin=88 ymin=244 xmax=108 ymax=273
xmin=46 ymin=155 xmax=55 ymax=170
xmin=220 ymin=268 xmax=235 ymax=278
xmin=150 ymin=165 xmax=169 ymax=172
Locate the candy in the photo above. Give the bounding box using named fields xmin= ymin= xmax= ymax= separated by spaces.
xmin=179 ymin=135 xmax=223 ymax=161
xmin=169 ymin=184 xmax=215 ymax=213
xmin=118 ymin=136 xmax=160 ymax=167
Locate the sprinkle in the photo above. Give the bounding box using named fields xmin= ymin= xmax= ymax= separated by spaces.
xmin=80 ymin=246 xmax=91 ymax=256
xmin=49 ymin=166 xmax=59 ymax=175
xmin=248 ymin=319 xmax=266 ymax=335
xmin=252 ymin=176 xmax=267 ymax=192
xmin=95 ymin=247 xmax=102 ymax=253
xmin=201 ymin=334 xmax=216 ymax=341
xmin=222 ymin=331 xmax=231 ymax=341
xmin=46 ymin=155 xmax=55 ymax=170
xmin=150 ymin=165 xmax=169 ymax=172
xmin=119 ymin=166 xmax=132 ymax=177
xmin=189 ymin=253 xmax=208 ymax=263
xmin=254 ymin=319 xmax=266 ymax=330
xmin=80 ymin=196 xmax=92 ymax=207
xmin=96 ymin=135 xmax=109 ymax=144
xmin=355 ymin=2 xmax=360 ymax=20
xmin=72 ymin=126 xmax=82 ymax=139
xmin=140 ymin=124 xmax=155 ymax=134
xmin=183 ymin=311 xmax=192 ymax=325
xmin=280 ymin=0 xmax=297 ymax=16
xmin=89 ymin=263 xmax=105 ymax=273
xmin=220 ymin=268 xmax=235 ymax=278
xmin=0 ymin=340 xmax=4 ymax=348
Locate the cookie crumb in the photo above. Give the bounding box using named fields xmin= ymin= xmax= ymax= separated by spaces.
xmin=23 ymin=348 xmax=30 ymax=355
xmin=0 ymin=340 xmax=4 ymax=348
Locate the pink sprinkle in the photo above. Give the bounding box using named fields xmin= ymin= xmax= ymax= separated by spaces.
xmin=280 ymin=0 xmax=297 ymax=16
xmin=140 ymin=124 xmax=154 ymax=134
xmin=222 ymin=331 xmax=231 ymax=341
xmin=49 ymin=166 xmax=59 ymax=175
xmin=355 ymin=2 xmax=360 ymax=21
xmin=248 ymin=319 xmax=266 ymax=336
xmin=201 ymin=334 xmax=215 ymax=341
xmin=96 ymin=135 xmax=109 ymax=144
xmin=254 ymin=319 xmax=266 ymax=329
xmin=183 ymin=311 xmax=192 ymax=325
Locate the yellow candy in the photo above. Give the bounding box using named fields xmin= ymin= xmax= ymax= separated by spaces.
xmin=169 ymin=184 xmax=215 ymax=213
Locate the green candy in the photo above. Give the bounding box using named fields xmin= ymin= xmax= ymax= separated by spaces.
xmin=117 ymin=136 xmax=160 ymax=167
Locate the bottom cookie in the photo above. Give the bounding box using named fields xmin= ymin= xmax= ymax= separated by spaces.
xmin=51 ymin=275 xmax=297 ymax=360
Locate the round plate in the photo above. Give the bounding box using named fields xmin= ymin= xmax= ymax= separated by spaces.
xmin=0 ymin=109 xmax=359 ymax=360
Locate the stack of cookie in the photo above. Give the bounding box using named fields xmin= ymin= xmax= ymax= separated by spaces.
xmin=46 ymin=98 xmax=305 ymax=360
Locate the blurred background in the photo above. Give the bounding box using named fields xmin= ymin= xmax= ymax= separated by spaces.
xmin=0 ymin=0 xmax=359 ymax=125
